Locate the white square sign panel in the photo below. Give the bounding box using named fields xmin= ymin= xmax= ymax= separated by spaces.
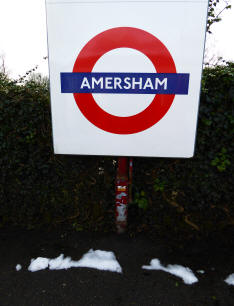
xmin=46 ymin=0 xmax=209 ymax=157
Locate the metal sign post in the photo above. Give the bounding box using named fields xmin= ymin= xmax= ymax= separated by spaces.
xmin=115 ymin=157 xmax=129 ymax=234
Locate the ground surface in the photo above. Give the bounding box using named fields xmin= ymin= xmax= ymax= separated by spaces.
xmin=0 ymin=228 xmax=234 ymax=306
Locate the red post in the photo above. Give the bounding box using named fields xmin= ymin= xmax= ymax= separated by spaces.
xmin=115 ymin=157 xmax=129 ymax=233
xmin=129 ymin=158 xmax=133 ymax=204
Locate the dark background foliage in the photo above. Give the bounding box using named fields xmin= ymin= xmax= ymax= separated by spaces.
xmin=0 ymin=63 xmax=233 ymax=237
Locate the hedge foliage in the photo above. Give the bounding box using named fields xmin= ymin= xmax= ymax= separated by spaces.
xmin=0 ymin=63 xmax=233 ymax=235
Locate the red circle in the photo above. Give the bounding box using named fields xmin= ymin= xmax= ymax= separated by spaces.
xmin=73 ymin=27 xmax=176 ymax=134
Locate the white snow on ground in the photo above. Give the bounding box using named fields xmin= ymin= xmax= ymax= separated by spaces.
xmin=15 ymin=264 xmax=22 ymax=271
xmin=27 ymin=249 xmax=122 ymax=273
xmin=142 ymin=259 xmax=198 ymax=285
xmin=28 ymin=257 xmax=50 ymax=272
xmin=49 ymin=254 xmax=74 ymax=270
xmin=225 ymin=273 xmax=234 ymax=286
xmin=73 ymin=249 xmax=122 ymax=273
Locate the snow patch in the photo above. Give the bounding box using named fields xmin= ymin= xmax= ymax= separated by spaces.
xmin=49 ymin=254 xmax=74 ymax=270
xmin=28 ymin=249 xmax=122 ymax=273
xmin=142 ymin=258 xmax=198 ymax=285
xmin=28 ymin=257 xmax=50 ymax=272
xmin=16 ymin=264 xmax=22 ymax=271
xmin=75 ymin=249 xmax=122 ymax=273
xmin=225 ymin=273 xmax=234 ymax=286
xmin=197 ymin=270 xmax=205 ymax=274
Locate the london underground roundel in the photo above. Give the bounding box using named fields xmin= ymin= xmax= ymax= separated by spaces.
xmin=61 ymin=27 xmax=190 ymax=134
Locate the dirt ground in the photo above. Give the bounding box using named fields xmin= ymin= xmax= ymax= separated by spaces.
xmin=0 ymin=228 xmax=234 ymax=306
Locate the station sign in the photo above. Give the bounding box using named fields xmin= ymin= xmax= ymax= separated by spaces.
xmin=46 ymin=0 xmax=209 ymax=157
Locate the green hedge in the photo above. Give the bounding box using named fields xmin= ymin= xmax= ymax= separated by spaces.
xmin=0 ymin=63 xmax=233 ymax=235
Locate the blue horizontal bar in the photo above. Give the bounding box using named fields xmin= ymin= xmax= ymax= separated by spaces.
xmin=61 ymin=72 xmax=189 ymax=95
